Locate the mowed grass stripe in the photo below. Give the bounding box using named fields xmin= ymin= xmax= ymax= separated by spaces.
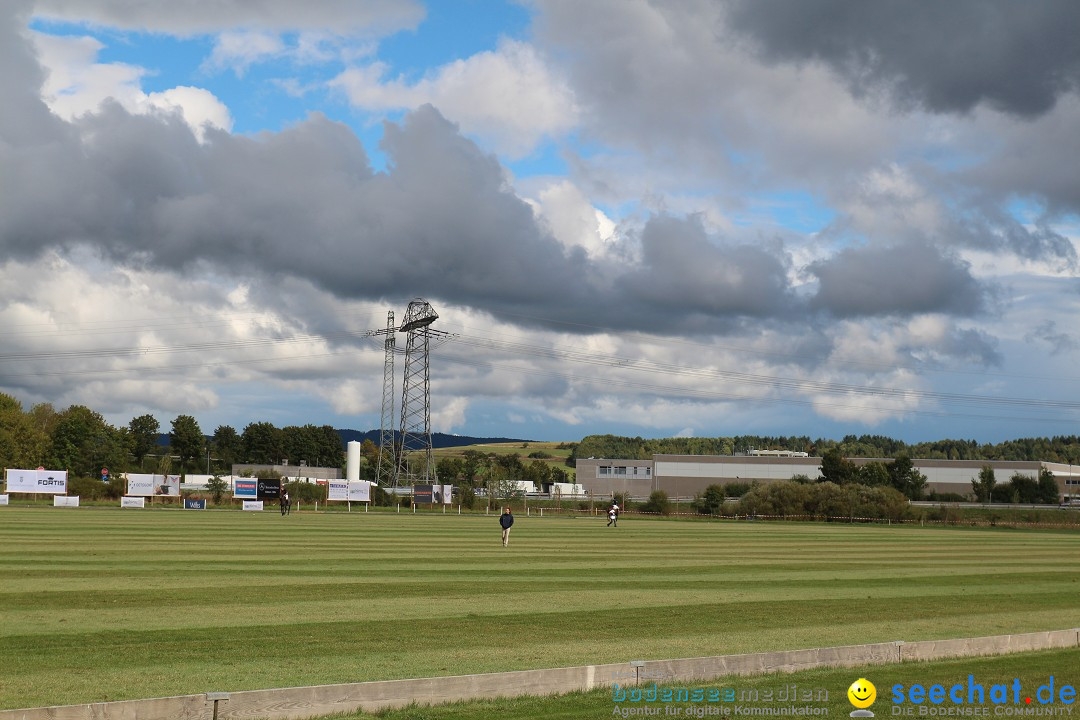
xmin=0 ymin=508 xmax=1078 ymax=709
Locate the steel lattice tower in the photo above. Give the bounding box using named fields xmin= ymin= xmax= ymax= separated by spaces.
xmin=396 ymin=299 xmax=438 ymax=485
xmin=374 ymin=310 xmax=396 ymax=486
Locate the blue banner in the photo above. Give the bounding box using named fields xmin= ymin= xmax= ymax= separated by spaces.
xmin=184 ymin=499 xmax=206 ymax=510
xmin=234 ymin=479 xmax=257 ymax=498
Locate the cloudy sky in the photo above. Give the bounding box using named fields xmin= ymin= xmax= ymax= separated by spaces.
xmin=2 ymin=0 xmax=1079 ymax=444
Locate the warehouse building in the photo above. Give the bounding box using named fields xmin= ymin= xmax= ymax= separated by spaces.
xmin=574 ymin=455 xmax=1080 ymax=501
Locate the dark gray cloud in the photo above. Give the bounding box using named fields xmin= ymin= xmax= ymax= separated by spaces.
xmin=808 ymin=241 xmax=988 ymax=317
xmin=724 ymin=0 xmax=1080 ymax=117
xmin=623 ymin=214 xmax=795 ymax=322
xmin=0 ymin=0 xmax=1010 ymax=353
xmin=32 ymin=0 xmax=423 ymax=35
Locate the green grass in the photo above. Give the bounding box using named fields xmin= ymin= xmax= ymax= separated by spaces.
xmin=432 ymin=441 xmax=577 ymax=478
xmin=0 ymin=508 xmax=1078 ymax=709
xmin=346 ymin=647 xmax=1080 ymax=719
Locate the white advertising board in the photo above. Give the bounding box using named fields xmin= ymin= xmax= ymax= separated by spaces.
xmin=242 ymin=500 xmax=264 ymax=511
xmin=121 ymin=497 xmax=145 ymax=508
xmin=0 ymin=495 xmax=8 ymax=505
xmin=328 ymin=481 xmax=372 ymax=502
xmin=125 ymin=474 xmax=180 ymax=496
xmin=5 ymin=469 xmax=68 ymax=494
xmin=54 ymin=496 xmax=79 ymax=507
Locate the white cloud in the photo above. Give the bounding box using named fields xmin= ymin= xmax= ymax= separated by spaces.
xmin=203 ymin=30 xmax=285 ymax=76
xmin=526 ymin=179 xmax=616 ymax=258
xmin=145 ymin=86 xmax=232 ymax=139
xmin=31 ymin=31 xmax=232 ymax=140
xmin=332 ymin=39 xmax=579 ymax=157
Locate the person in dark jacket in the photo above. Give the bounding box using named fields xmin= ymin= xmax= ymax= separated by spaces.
xmin=499 ymin=507 xmax=514 ymax=547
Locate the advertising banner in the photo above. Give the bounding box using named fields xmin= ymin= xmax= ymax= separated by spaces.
xmin=5 ymin=469 xmax=68 ymax=494
xmin=413 ymin=485 xmax=452 ymax=503
xmin=121 ymin=497 xmax=145 ymax=509
xmin=54 ymin=496 xmax=79 ymax=507
xmin=125 ymin=474 xmax=180 ymax=496
xmin=328 ymin=481 xmax=371 ymax=502
xmin=0 ymin=495 xmax=8 ymax=505
xmin=234 ymin=479 xmax=257 ymax=498
xmin=257 ymin=478 xmax=281 ymax=500
xmin=242 ymin=500 xmax=264 ymax=511
xmin=184 ymin=499 xmax=206 ymax=510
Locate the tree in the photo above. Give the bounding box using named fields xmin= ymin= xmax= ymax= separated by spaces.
xmin=971 ymin=465 xmax=996 ymax=503
xmin=240 ymin=422 xmax=283 ymax=464
xmin=692 ymin=484 xmax=726 ymax=515
xmin=1038 ymin=468 xmax=1060 ymax=504
xmin=887 ymin=454 xmax=927 ymax=500
xmin=129 ymin=414 xmax=160 ymax=467
xmin=0 ymin=394 xmax=49 ymax=469
xmin=858 ymin=461 xmax=890 ymax=487
xmin=169 ymin=415 xmax=204 ymax=476
xmin=1008 ymin=473 xmax=1040 ymax=503
xmin=205 ymin=476 xmax=229 ymax=505
xmin=47 ymin=405 xmax=131 ymax=477
xmin=819 ymin=448 xmax=858 ymax=485
xmin=483 ymin=463 xmax=523 ymax=509
xmin=212 ymin=425 xmax=241 ymax=470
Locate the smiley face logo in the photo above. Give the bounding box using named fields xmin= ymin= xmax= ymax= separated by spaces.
xmin=848 ymin=678 xmax=877 ymax=709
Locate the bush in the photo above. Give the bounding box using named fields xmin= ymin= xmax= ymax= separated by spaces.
xmin=286 ymin=481 xmax=327 ymax=504
xmin=68 ymin=476 xmax=115 ymax=500
xmin=639 ymin=490 xmax=671 ymax=515
xmin=692 ymin=484 xmax=726 ymax=515
xmin=206 ymin=476 xmax=229 ymax=505
xmin=724 ymin=482 xmax=753 ymax=497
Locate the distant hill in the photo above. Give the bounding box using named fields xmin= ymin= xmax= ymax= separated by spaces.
xmin=157 ymin=430 xmax=532 ymax=450
xmin=336 ymin=429 xmax=532 ymax=449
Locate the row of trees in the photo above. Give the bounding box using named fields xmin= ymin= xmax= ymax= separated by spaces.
xmin=0 ymin=393 xmax=344 ymax=477
xmin=970 ymin=465 xmax=1060 ymax=504
xmin=571 ymin=433 xmax=1080 ymax=466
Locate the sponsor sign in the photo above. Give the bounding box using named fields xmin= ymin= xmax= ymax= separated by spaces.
xmin=242 ymin=500 xmax=264 ymax=511
xmin=414 ymin=484 xmax=453 ymax=503
xmin=257 ymin=478 xmax=281 ymax=500
xmin=0 ymin=495 xmax=8 ymax=506
xmin=184 ymin=499 xmax=206 ymax=510
xmin=328 ymin=481 xmax=372 ymax=502
xmin=125 ymin=474 xmax=180 ymax=497
xmin=121 ymin=497 xmax=145 ymax=509
xmin=54 ymin=495 xmax=79 ymax=507
xmin=234 ymin=479 xmax=258 ymax=498
xmin=5 ymin=469 xmax=68 ymax=494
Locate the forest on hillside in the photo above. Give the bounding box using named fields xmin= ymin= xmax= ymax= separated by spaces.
xmin=569 ymin=433 xmax=1080 ymax=465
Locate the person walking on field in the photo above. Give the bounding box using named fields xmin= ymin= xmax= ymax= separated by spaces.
xmin=607 ymin=502 xmax=619 ymax=527
xmin=499 ymin=507 xmax=514 ymax=547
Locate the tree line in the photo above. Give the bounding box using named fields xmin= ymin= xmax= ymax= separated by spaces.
xmin=569 ymin=433 xmax=1080 ymax=465
xmin=0 ymin=393 xmax=341 ymax=477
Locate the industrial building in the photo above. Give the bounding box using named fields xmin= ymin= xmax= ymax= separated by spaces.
xmin=574 ymin=454 xmax=1080 ymax=502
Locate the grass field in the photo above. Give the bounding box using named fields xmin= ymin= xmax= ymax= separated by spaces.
xmin=1 ymin=507 xmax=1078 ymax=710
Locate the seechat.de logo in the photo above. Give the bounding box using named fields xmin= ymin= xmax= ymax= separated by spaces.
xmin=849 ymin=678 xmax=877 ymax=718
